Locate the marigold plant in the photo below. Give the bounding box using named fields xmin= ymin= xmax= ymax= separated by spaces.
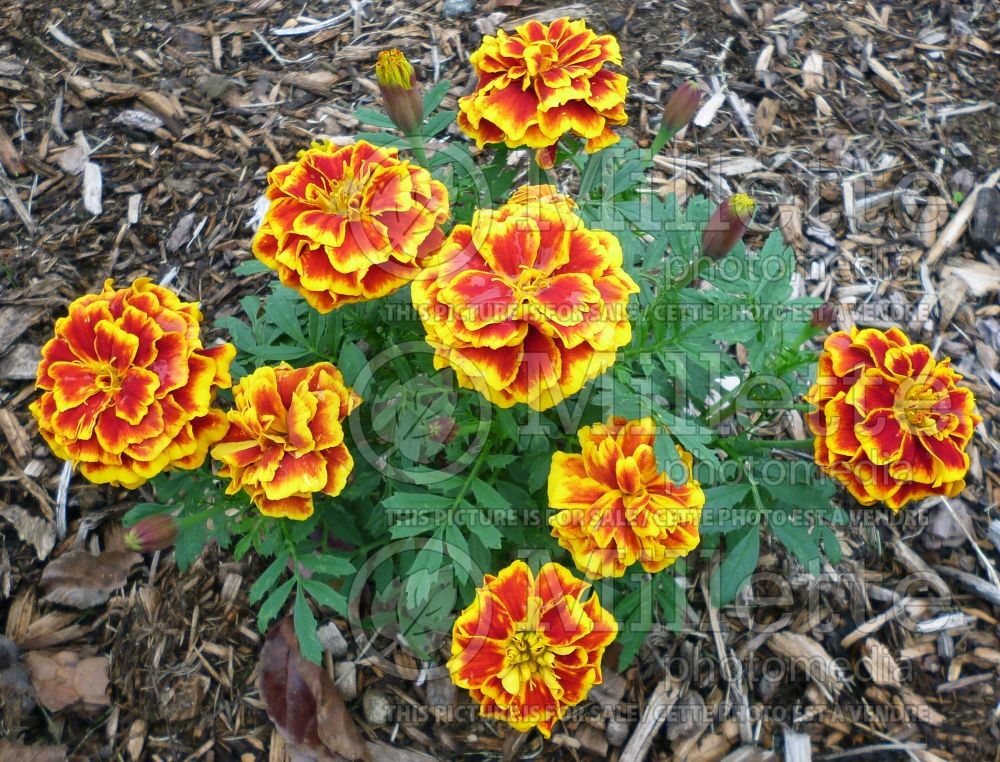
xmin=211 ymin=362 xmax=362 ymax=520
xmin=805 ymin=327 xmax=980 ymax=511
xmin=447 ymin=560 xmax=617 ymax=737
xmin=411 ymin=185 xmax=639 ymax=410
xmin=252 ymin=139 xmax=449 ymax=313
xmin=30 ymin=278 xmax=234 ymax=488
xmin=549 ymin=417 xmax=705 ymax=578
xmin=457 ymin=17 xmax=628 ymax=155
xmin=67 ymin=16 xmax=923 ymax=708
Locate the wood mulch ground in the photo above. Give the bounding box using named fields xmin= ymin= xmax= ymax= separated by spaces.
xmin=1 ymin=0 xmax=998 ymax=760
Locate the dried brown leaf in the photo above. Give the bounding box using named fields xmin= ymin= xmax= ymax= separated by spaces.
xmin=0 ymin=505 xmax=56 ymax=561
xmin=23 ymin=651 xmax=110 ymax=713
xmin=40 ymin=550 xmax=141 ymax=609
xmin=259 ymin=617 xmax=369 ymax=762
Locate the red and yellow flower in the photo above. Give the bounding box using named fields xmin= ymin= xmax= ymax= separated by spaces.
xmin=805 ymin=327 xmax=981 ymax=511
xmin=252 ymin=140 xmax=449 ymax=313
xmin=448 ymin=560 xmax=617 ymax=737
xmin=30 ymin=278 xmax=234 ymax=488
xmin=411 ymin=186 xmax=639 ymax=410
xmin=211 ymin=362 xmax=362 ymax=520
xmin=458 ymin=18 xmax=628 ymax=154
xmin=549 ymin=417 xmax=704 ymax=578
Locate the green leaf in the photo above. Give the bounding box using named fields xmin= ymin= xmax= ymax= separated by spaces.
xmin=769 ymin=515 xmax=821 ymax=572
xmin=122 ymin=502 xmax=172 ymax=525
xmin=258 ymin=577 xmax=295 ymax=631
xmin=301 ymin=578 xmax=348 ymax=617
xmin=474 ymin=515 xmax=503 ymax=550
xmin=299 ymin=553 xmax=355 ymax=577
xmin=250 ymin=553 xmax=289 ymax=604
xmin=470 ymin=479 xmax=509 ymax=510
xmin=337 ymin=341 xmax=367 ymax=386
xmin=264 ymin=287 xmax=308 ymax=343
xmin=294 ymin=587 xmax=323 ymax=664
xmin=354 ymin=107 xmax=395 ymax=128
xmin=382 ymin=492 xmax=453 ymax=511
xmin=234 ymin=259 xmax=271 ymax=275
xmin=714 ymin=524 xmax=760 ymax=606
xmin=421 ymin=110 xmax=457 ymax=137
xmin=615 ymin=627 xmax=646 ymax=670
xmin=422 ymin=78 xmax=451 ymax=114
xmin=703 ymin=482 xmax=751 ymax=509
xmin=174 ymin=522 xmax=208 ymax=571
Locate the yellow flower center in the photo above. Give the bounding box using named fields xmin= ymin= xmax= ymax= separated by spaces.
xmin=897 ymin=378 xmax=946 ymax=433
xmin=308 ymin=165 xmax=371 ymax=219
xmin=94 ymin=363 xmax=123 ymax=392
xmin=496 ymin=597 xmax=563 ymax=698
xmin=523 ymin=41 xmax=560 ymax=78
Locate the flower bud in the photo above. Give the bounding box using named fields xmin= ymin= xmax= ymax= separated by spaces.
xmin=427 ymin=416 xmax=458 ymax=444
xmin=124 ymin=514 xmax=178 ymax=553
xmin=663 ymin=82 xmax=702 ymax=134
xmin=810 ymin=303 xmax=838 ymax=329
xmin=701 ymin=193 xmax=756 ymax=260
xmin=375 ymin=49 xmax=424 ymax=135
xmin=534 ymin=145 xmax=557 ymax=170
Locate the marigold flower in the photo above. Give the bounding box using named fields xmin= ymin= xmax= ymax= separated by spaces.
xmin=448 ymin=560 xmax=617 ymax=737
xmin=805 ymin=327 xmax=981 ymax=512
xmin=211 ymin=362 xmax=362 ymax=520
xmin=458 ymin=18 xmax=628 ymax=153
xmin=375 ymin=49 xmax=424 ymax=135
xmin=30 ymin=278 xmax=234 ymax=488
xmin=411 ymin=186 xmax=639 ymax=410
xmin=253 ymin=140 xmax=449 ymax=313
xmin=701 ymin=193 xmax=756 ymax=260
xmin=548 ymin=417 xmax=704 ymax=578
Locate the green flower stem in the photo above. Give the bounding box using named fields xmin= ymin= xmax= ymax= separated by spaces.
xmin=407 ymin=131 xmax=430 ymax=167
xmin=765 ymin=439 xmax=815 ymax=451
xmin=646 ymin=125 xmax=677 ymax=164
xmin=447 ymin=438 xmax=494 ymax=523
xmin=527 ymin=152 xmax=544 ymax=186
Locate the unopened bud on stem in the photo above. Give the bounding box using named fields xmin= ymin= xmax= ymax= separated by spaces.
xmin=810 ymin=303 xmax=838 ymax=330
xmin=663 ymin=81 xmax=702 ymax=134
xmin=375 ymin=49 xmax=424 ymax=136
xmin=701 ymin=193 xmax=756 ymax=260
xmin=124 ymin=514 xmax=178 ymax=553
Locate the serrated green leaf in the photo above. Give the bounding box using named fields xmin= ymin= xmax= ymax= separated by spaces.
xmin=294 ymin=587 xmax=323 ymax=664
xmin=714 ymin=523 xmax=760 ymax=606
xmin=299 ymin=553 xmax=354 ymax=577
xmin=122 ymin=502 xmax=172 ymax=525
xmin=174 ymin=522 xmax=208 ymax=571
xmin=250 ymin=553 xmax=289 ymax=604
xmin=769 ymin=515 xmax=821 ymax=572
xmin=470 ymin=478 xmax=509 ymax=510
xmin=301 ymin=578 xmax=348 ymax=617
xmin=337 ymin=341 xmax=367 ymax=386
xmin=258 ymin=577 xmax=294 ymax=631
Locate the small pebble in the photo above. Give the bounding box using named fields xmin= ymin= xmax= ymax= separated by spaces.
xmin=442 ymin=0 xmax=473 ymax=18
xmin=362 ymin=687 xmax=393 ymax=725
